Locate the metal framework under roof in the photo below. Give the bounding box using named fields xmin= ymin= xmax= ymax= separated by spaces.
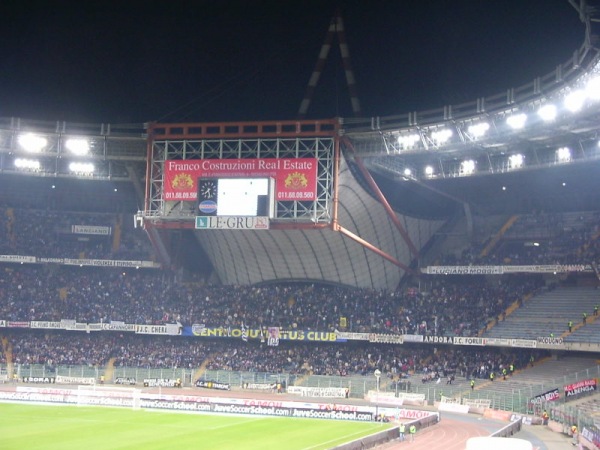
xmin=144 ymin=120 xmax=338 ymax=226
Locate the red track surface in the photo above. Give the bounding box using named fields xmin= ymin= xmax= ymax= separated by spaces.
xmin=376 ymin=418 xmax=490 ymax=450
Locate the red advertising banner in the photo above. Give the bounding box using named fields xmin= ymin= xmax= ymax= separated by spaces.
xmin=564 ymin=378 xmax=597 ymax=397
xmin=164 ymin=158 xmax=318 ymax=201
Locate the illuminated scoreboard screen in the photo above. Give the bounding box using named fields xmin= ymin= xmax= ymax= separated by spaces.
xmin=197 ymin=177 xmax=274 ymax=218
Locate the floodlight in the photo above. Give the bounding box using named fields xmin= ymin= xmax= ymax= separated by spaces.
xmin=461 ymin=159 xmax=475 ymax=175
xmin=508 ymin=154 xmax=524 ymax=169
xmin=403 ymin=168 xmax=412 ymax=177
xmin=585 ymin=76 xmax=600 ymax=100
xmin=65 ymin=138 xmax=90 ymax=156
xmin=397 ymin=133 xmax=420 ymax=148
xmin=68 ymin=162 xmax=95 ymax=173
xmin=538 ymin=104 xmax=557 ymax=121
xmin=18 ymin=133 xmax=47 ymax=153
xmin=431 ymin=128 xmax=453 ymax=144
xmin=424 ymin=165 xmax=434 ymax=176
xmin=14 ymin=158 xmax=41 ymax=170
xmin=564 ymin=90 xmax=586 ymax=112
xmin=556 ymin=147 xmax=571 ymax=163
xmin=506 ymin=113 xmax=527 ymax=129
xmin=467 ymin=122 xmax=490 ymax=138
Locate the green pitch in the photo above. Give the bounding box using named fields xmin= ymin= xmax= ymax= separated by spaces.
xmin=0 ymin=403 xmax=391 ymax=450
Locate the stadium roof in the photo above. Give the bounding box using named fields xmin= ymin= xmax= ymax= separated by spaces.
xmin=1 ymin=1 xmax=599 ymax=289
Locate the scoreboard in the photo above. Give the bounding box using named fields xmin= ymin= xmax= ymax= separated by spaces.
xmin=196 ymin=177 xmax=274 ymax=229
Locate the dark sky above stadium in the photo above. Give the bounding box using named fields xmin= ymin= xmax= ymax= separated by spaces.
xmin=0 ymin=0 xmax=584 ymax=124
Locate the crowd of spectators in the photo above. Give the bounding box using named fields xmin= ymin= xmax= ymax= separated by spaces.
xmin=0 ymin=203 xmax=548 ymax=338
xmin=0 ymin=202 xmax=594 ymax=384
xmin=0 ymin=206 xmax=152 ymax=261
xmin=0 ymin=263 xmax=542 ymax=337
xmin=1 ymin=330 xmax=544 ymax=381
xmin=4 ymin=207 xmax=598 ymax=268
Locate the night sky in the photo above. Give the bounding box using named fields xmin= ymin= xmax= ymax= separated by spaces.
xmin=0 ymin=0 xmax=584 ymax=124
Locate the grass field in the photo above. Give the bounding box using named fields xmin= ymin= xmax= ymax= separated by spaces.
xmin=0 ymin=403 xmax=391 ymax=450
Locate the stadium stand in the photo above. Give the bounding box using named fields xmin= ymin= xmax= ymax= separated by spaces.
xmin=2 ymin=6 xmax=600 ymax=450
xmin=483 ymin=286 xmax=600 ymax=341
xmin=0 ymin=260 xmax=557 ymax=339
xmin=1 ymin=329 xmax=537 ymax=379
xmin=437 ymin=210 xmax=600 ymax=267
xmin=0 ymin=206 xmax=153 ymax=261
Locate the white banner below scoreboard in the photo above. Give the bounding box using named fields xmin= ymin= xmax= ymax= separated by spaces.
xmin=195 ymin=216 xmax=270 ymax=230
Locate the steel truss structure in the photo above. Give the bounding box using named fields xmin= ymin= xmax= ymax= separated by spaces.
xmin=340 ymin=0 xmax=600 ymax=182
xmin=144 ymin=120 xmax=338 ymax=228
xmin=0 ymin=118 xmax=146 ymax=180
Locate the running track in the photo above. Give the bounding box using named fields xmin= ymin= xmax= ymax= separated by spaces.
xmin=376 ymin=414 xmax=548 ymax=450
xmin=377 ymin=416 xmax=492 ymax=450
